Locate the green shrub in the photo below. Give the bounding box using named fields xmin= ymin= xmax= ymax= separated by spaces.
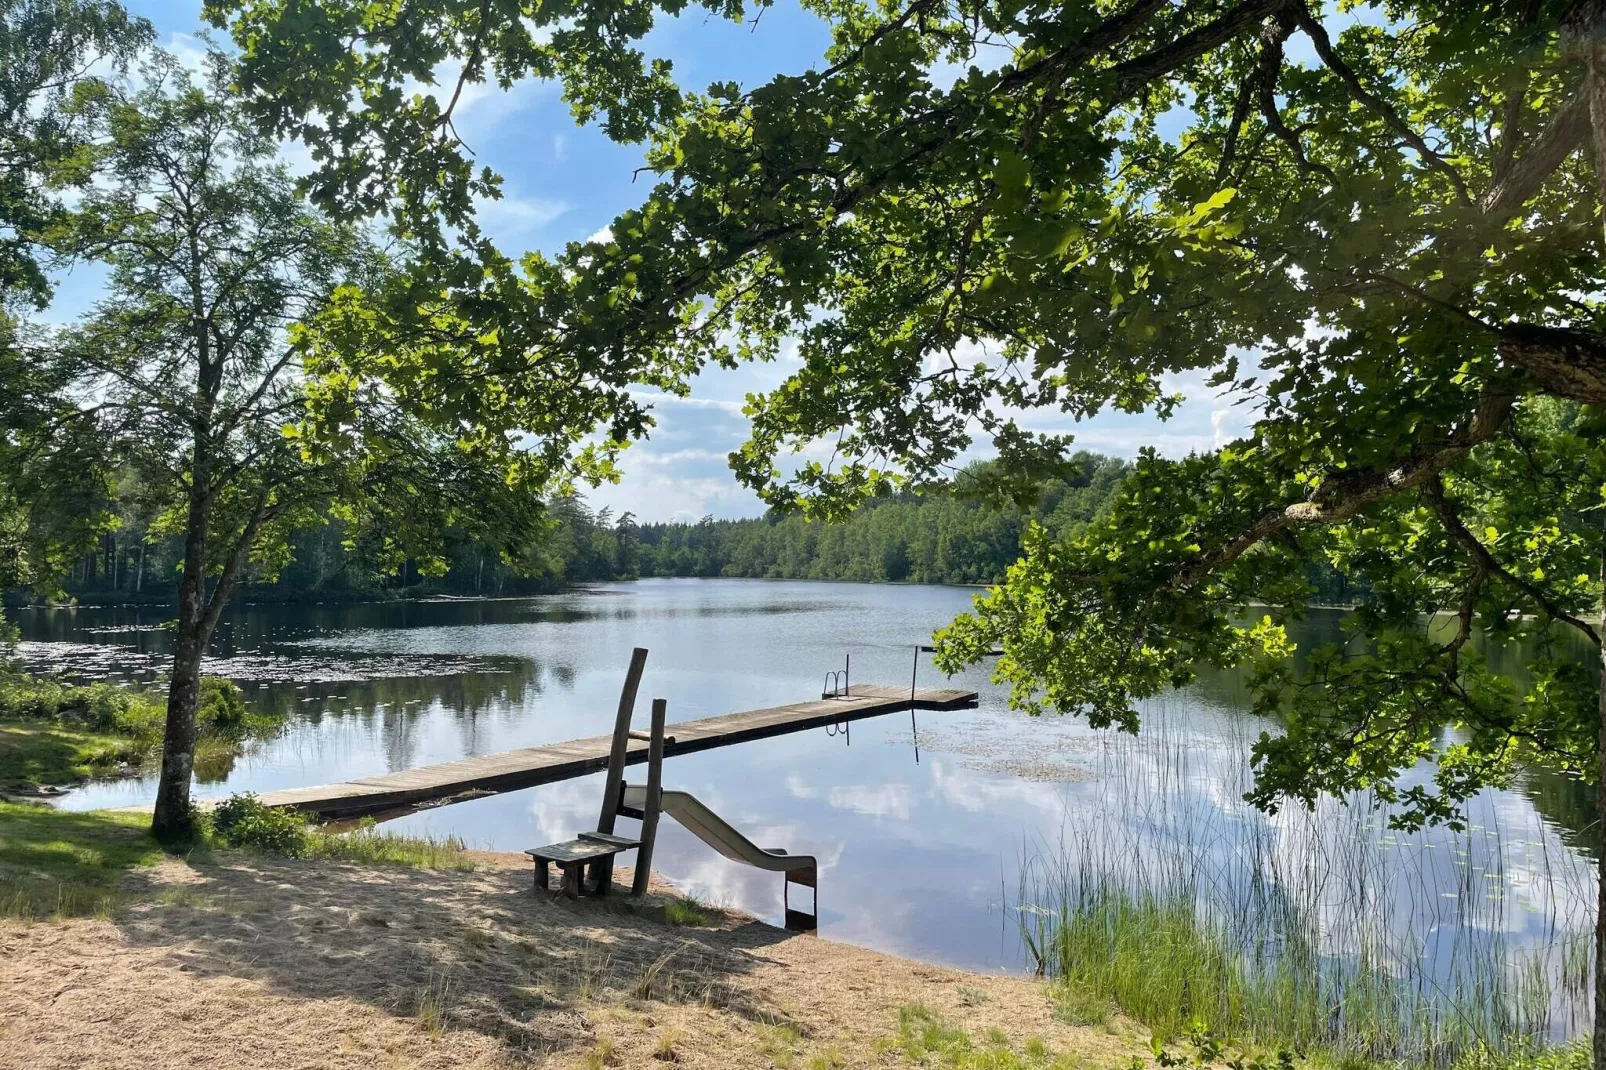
xmin=196 ymin=678 xmax=247 ymax=732
xmin=210 ymin=793 xmax=309 ymax=856
xmin=0 ymin=672 xmax=165 ymax=739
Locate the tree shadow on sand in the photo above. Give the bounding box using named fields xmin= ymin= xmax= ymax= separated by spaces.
xmin=116 ymin=852 xmax=801 ymax=1062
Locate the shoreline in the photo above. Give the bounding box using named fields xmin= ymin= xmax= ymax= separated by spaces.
xmin=0 ymin=842 xmax=1145 ymax=1069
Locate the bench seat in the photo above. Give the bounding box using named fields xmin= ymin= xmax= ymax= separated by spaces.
xmin=526 ymin=834 xmax=641 ymax=897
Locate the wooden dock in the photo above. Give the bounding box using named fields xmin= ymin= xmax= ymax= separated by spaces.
xmin=253 ymin=683 xmax=977 ymax=819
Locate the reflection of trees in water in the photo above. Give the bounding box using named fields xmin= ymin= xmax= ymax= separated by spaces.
xmin=1184 ymin=613 xmax=1600 ymax=861
xmin=260 ymin=658 xmax=555 ymax=771
xmin=1519 ymin=767 xmax=1599 ymax=858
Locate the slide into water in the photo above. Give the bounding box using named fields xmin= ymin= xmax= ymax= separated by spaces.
xmin=620 ymin=784 xmax=818 ymax=928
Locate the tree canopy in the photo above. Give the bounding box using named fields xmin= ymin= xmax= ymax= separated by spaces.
xmin=27 ymin=48 xmax=722 ymax=839
xmin=211 ymin=0 xmax=1605 ymax=829
xmin=0 ymin=0 xmax=151 ymax=598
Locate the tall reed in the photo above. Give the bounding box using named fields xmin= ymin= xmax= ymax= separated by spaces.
xmin=1013 ymin=695 xmax=1596 ymax=1068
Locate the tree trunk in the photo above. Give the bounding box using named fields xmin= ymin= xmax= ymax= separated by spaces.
xmin=1594 ymin=463 xmax=1606 ymax=1070
xmin=1596 ymin=555 xmax=1605 ymax=1070
xmin=150 ymin=490 xmax=210 ymax=844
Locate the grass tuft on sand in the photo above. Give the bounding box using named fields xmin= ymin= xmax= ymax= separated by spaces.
xmin=891 ymin=1003 xmax=1077 ymax=1069
xmin=303 ymin=820 xmax=475 ymax=870
xmin=662 ymin=892 xmax=718 ymax=927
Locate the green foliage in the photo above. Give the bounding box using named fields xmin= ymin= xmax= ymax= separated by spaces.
xmin=298 ymin=818 xmax=473 ymax=870
xmin=0 ymin=0 xmax=151 ymax=305
xmin=890 ymin=1004 xmax=1076 ymax=1068
xmin=203 ymin=0 xmax=1605 ymax=834
xmin=0 ymin=671 xmax=276 ymax=789
xmin=0 ymin=672 xmax=165 ymax=738
xmin=195 ymin=678 xmax=248 ymax=733
xmin=207 ymin=796 xmax=475 ymax=869
xmin=635 ymin=455 xmax=1131 ymax=586
xmin=0 ymin=721 xmax=147 ymax=789
xmin=209 ymin=793 xmax=309 ymax=856
xmin=15 ymin=44 xmax=674 ymax=831
xmin=1449 ymin=1041 xmax=1592 ymax=1070
xmin=0 ymin=800 xmax=165 ymax=919
xmin=662 ymin=894 xmax=716 ymax=927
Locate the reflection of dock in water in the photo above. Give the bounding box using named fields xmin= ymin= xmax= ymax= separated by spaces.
xmin=253 ymin=683 xmax=977 ymax=820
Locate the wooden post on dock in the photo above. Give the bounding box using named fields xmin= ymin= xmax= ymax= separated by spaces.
xmin=632 ymin=697 xmax=667 ymax=897
xmin=597 ymin=648 xmax=648 ymax=837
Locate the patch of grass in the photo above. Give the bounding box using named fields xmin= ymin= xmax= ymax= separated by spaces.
xmin=0 ymin=721 xmax=148 ymax=787
xmin=417 ymin=969 xmax=452 ymax=1037
xmin=0 ymin=800 xmax=166 ymax=920
xmin=1449 ymin=1041 xmax=1591 ymax=1070
xmin=154 ymin=886 xmax=268 ymax=914
xmin=303 ymin=820 xmax=474 ymax=870
xmin=653 ymin=1026 xmax=682 ymax=1062
xmin=585 ymin=1036 xmax=618 ymax=1069
xmin=891 ymin=1004 xmax=1073 ymax=1069
xmin=634 ymin=944 xmax=687 ymax=1000
xmin=663 ymin=893 xmax=717 ymax=927
xmin=955 ymin=985 xmax=991 ymax=1008
xmin=757 ymin=1022 xmax=804 ymax=1068
xmin=208 ymin=795 xmax=474 ymax=870
xmin=0 ymin=671 xmax=277 ymax=792
xmin=1051 ymin=980 xmax=1114 ymax=1028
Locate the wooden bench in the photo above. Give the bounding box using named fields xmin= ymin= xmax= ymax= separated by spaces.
xmin=525 ymin=831 xmax=641 ymax=898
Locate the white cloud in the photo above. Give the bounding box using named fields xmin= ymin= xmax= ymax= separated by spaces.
xmin=164 ymin=32 xmax=210 ymax=73
xmin=474 ymin=194 xmax=570 ymax=244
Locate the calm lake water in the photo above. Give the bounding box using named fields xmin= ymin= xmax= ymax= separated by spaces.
xmin=10 ymin=578 xmax=1598 ymax=1039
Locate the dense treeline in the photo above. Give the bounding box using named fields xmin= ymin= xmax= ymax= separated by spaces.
xmin=34 ymin=456 xmax=1127 ymax=600
xmin=18 ymin=452 xmax=1364 ymax=603
xmin=635 ymin=454 xmax=1129 ymax=584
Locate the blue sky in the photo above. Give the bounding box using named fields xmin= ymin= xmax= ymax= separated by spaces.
xmin=61 ymin=0 xmax=1253 ymax=523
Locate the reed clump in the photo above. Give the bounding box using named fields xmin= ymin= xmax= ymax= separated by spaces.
xmin=1013 ymin=698 xmax=1594 ymax=1070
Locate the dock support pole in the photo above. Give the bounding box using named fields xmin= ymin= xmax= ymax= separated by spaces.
xmin=909 ymin=645 xmax=921 ymax=764
xmin=632 ymin=698 xmax=667 ymax=897
xmin=597 ymin=648 xmax=648 ymax=837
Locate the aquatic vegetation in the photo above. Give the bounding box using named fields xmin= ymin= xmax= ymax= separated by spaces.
xmin=1014 ymin=704 xmax=1594 ymax=1068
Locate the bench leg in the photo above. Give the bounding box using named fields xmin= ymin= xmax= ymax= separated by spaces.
xmin=533 ymin=860 xmax=551 ymax=893
xmin=589 ymin=858 xmax=613 ymax=897
xmin=560 ymin=862 xmax=583 ymax=898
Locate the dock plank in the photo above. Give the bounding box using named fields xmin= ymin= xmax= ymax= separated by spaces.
xmin=255 ymin=683 xmax=976 ymax=819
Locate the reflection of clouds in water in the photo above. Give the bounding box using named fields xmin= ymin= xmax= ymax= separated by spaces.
xmin=526 ymin=777 xmax=600 ymax=846
xmin=928 ymin=760 xmax=1068 ymax=819
xmin=827 ymin=782 xmax=914 ymax=820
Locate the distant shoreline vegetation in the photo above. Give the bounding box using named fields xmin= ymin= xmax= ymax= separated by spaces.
xmin=7 ymin=454 xmax=1363 ymax=608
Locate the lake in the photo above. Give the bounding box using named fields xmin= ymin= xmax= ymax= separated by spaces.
xmin=10 ymin=578 xmax=1598 ymax=1046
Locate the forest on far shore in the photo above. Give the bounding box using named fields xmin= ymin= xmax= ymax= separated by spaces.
xmin=11 ymin=453 xmax=1361 ymax=606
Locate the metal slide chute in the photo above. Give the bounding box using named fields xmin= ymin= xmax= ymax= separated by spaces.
xmin=621 ymin=784 xmax=819 ymax=930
